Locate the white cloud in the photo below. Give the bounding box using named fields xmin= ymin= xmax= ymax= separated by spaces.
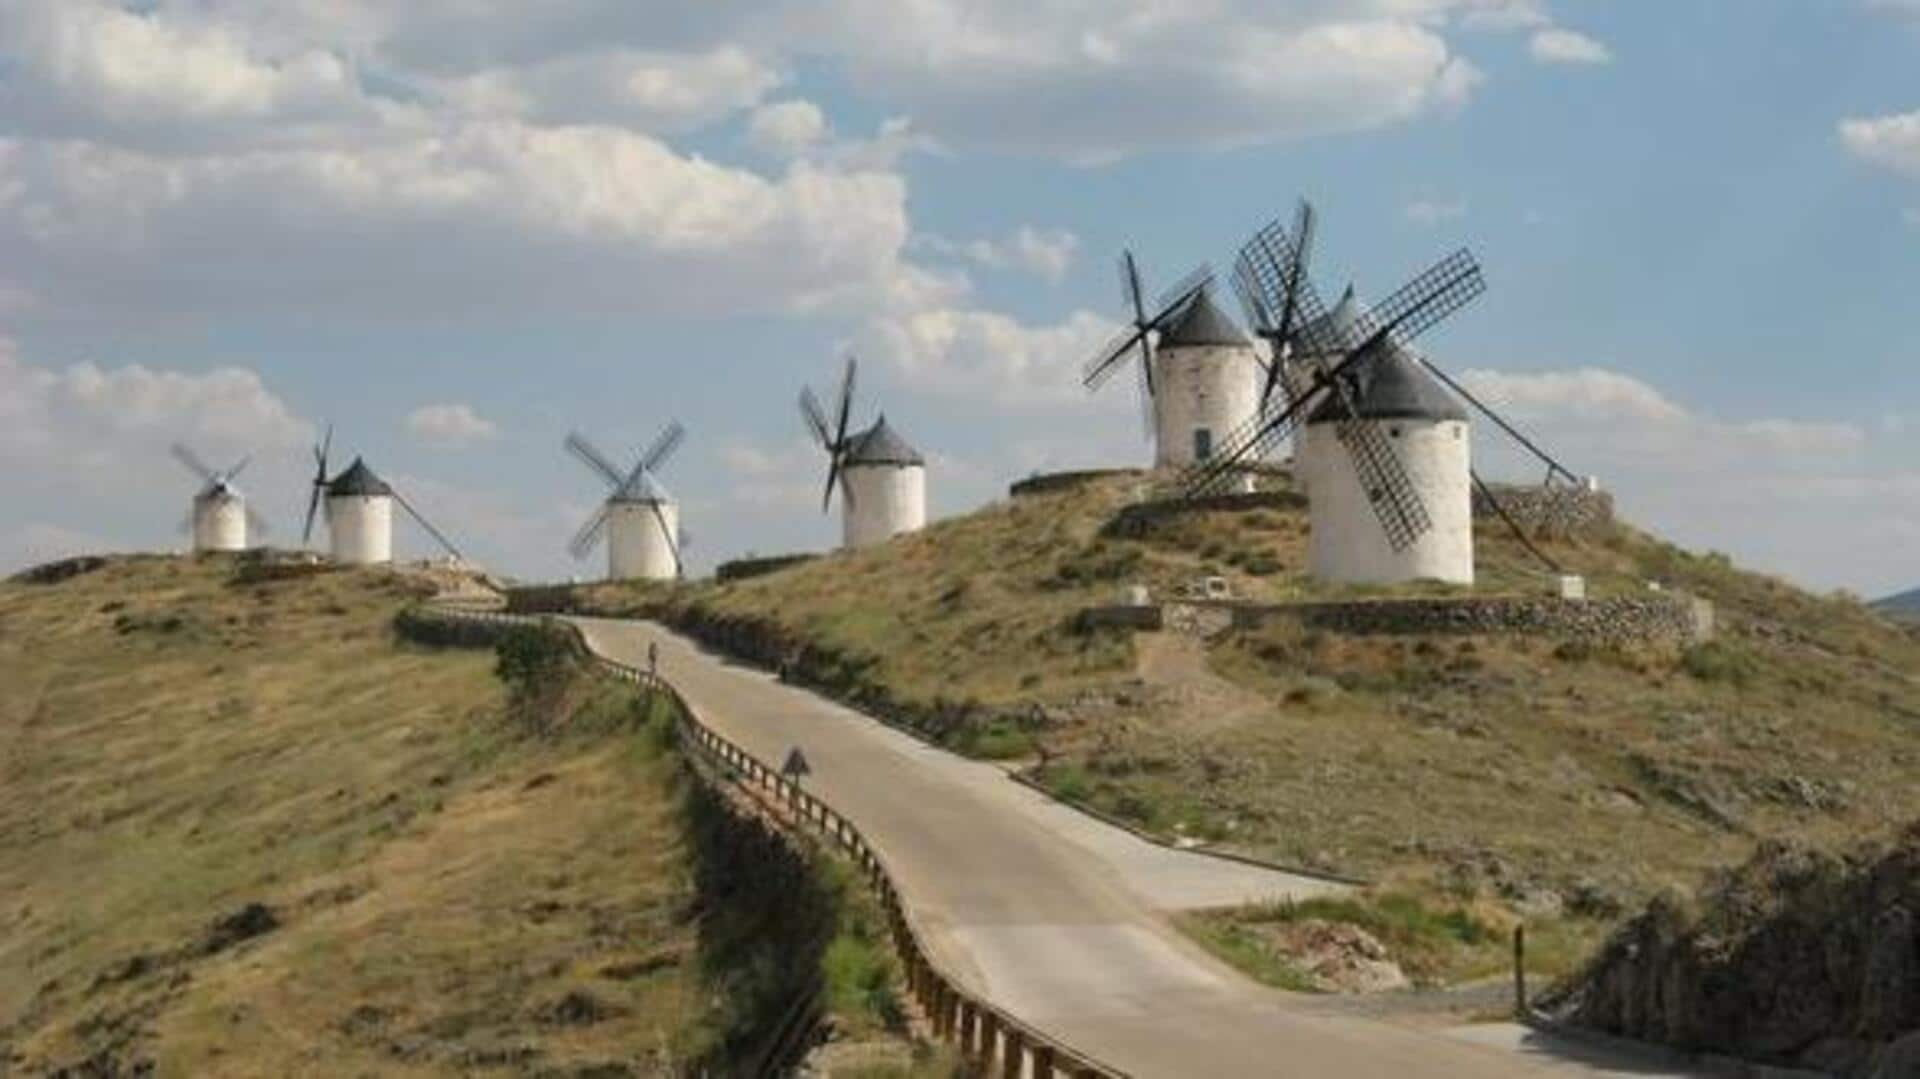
xmin=0 ymin=339 xmax=311 ymax=471
xmin=1528 ymin=27 xmax=1612 ymax=65
xmin=0 ymin=124 xmax=922 ymax=319
xmin=406 ymin=403 xmax=498 ymax=448
xmin=1405 ymin=198 xmax=1468 ymax=225
xmin=747 ymin=99 xmax=829 ymax=158
xmin=919 ymin=226 xmax=1080 ymax=282
xmin=1453 ymin=365 xmax=1918 ymax=591
xmin=429 ymin=46 xmax=780 ymax=132
xmin=1841 ymin=109 xmax=1920 ymax=177
xmin=858 ymin=306 xmax=1120 ymax=406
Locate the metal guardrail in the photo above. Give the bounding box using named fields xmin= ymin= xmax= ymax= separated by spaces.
xmin=405 ymin=604 xmax=1130 ymax=1079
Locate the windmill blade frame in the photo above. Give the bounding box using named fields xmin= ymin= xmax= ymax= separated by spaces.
xmin=391 ymin=488 xmax=465 ymax=562
xmin=799 ymin=387 xmax=833 ymax=449
xmin=170 ymin=442 xmax=216 ymax=483
xmin=303 ymin=424 xmax=333 ymax=545
xmin=564 ymin=431 xmax=626 ymax=489
xmin=568 ymin=503 xmax=610 ymax=560
xmin=244 ymin=503 xmax=270 ymax=539
xmin=639 ymin=420 xmax=686 ymax=475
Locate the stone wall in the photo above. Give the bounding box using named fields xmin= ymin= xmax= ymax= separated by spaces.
xmin=715 ymin=553 xmax=818 ymax=583
xmin=1241 ymin=593 xmax=1712 ymax=646
xmin=1008 ymin=468 xmax=1144 ymax=498
xmin=1473 ymin=484 xmax=1614 ymax=541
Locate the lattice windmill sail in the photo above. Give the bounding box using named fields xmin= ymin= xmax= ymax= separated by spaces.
xmin=800 ymin=355 xmax=927 ymax=550
xmin=1185 ymin=210 xmax=1487 ymax=584
xmin=172 ymin=441 xmax=267 ymax=552
xmin=564 ymin=421 xmax=686 ymax=582
xmin=301 ymin=424 xmax=465 ymax=566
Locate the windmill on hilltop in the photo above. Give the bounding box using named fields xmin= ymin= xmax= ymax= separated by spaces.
xmin=800 ymin=356 xmax=926 ymax=550
xmin=1081 ymin=251 xmax=1264 ymax=489
xmin=563 ymin=421 xmax=686 ymax=581
xmin=171 ymin=442 xmax=267 ymax=552
xmin=301 ymin=425 xmax=465 ymax=566
xmin=1195 ymin=198 xmax=1586 ymax=586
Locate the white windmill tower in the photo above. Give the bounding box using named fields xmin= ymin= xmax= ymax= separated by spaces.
xmin=563 ymin=421 xmax=686 ymax=581
xmin=171 ymin=442 xmax=266 ymax=552
xmin=800 ymin=357 xmax=927 ymax=550
xmin=1194 ymin=198 xmax=1587 ymax=588
xmin=301 ymin=425 xmax=466 ymax=566
xmin=1080 ymin=254 xmax=1262 ymax=490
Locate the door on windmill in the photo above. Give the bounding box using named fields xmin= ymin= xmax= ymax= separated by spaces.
xmin=1193 ymin=427 xmax=1214 ymax=461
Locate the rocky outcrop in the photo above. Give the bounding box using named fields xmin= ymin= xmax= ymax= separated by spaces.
xmin=1544 ymin=823 xmax=1920 ymax=1077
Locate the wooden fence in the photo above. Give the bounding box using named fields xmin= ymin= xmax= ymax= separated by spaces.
xmin=399 ymin=604 xmax=1128 ymax=1078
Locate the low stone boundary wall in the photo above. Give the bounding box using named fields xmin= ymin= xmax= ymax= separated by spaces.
xmin=1078 ymin=593 xmax=1714 ymax=645
xmin=1008 ymin=468 xmax=1144 ymax=497
xmin=1248 ymin=594 xmax=1713 ymax=645
xmin=716 ymin=553 xmax=818 ymax=583
xmin=1474 ymin=484 xmax=1614 ymax=540
xmin=407 ymin=602 xmax=1129 ymax=1079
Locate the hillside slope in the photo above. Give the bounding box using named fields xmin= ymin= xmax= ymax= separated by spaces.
xmin=0 ymin=556 xmax=917 ymax=1075
xmin=568 ymin=471 xmax=1920 ymax=915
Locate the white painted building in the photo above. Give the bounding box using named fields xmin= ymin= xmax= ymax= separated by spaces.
xmin=840 ymin=415 xmax=926 ymax=549
xmin=1149 ymin=287 xmax=1262 ymax=488
xmin=325 ymin=457 xmax=394 ymax=565
xmin=190 ymin=485 xmax=248 ymax=552
xmin=605 ymin=474 xmax=680 ymax=581
xmin=1300 ymin=342 xmax=1474 ymax=586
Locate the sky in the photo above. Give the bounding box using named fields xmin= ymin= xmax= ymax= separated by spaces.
xmin=1 ymin=0 xmax=1917 ymax=596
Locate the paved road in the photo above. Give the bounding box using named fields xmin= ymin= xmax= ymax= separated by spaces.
xmin=572 ymin=617 xmax=1697 ymax=1078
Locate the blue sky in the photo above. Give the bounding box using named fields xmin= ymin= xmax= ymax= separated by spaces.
xmin=2 ymin=0 xmax=1917 ymax=595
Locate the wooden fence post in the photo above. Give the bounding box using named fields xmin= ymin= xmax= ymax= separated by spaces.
xmin=1002 ymin=1027 xmax=1025 ymax=1079
xmin=1032 ymin=1045 xmax=1055 ymax=1079
xmin=1512 ymin=924 xmax=1527 ymax=1017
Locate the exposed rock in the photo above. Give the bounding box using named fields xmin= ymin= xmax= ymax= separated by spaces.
xmin=1545 ymin=822 xmax=1920 ymax=1076
xmin=202 ymin=902 xmax=279 ymax=955
xmin=1264 ymin=919 xmax=1409 ymax=994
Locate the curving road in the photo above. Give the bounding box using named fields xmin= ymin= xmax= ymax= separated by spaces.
xmin=571 ymin=616 xmax=1698 ymax=1078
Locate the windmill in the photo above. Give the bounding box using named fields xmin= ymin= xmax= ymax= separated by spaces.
xmin=1186 ymin=211 xmax=1486 ymax=583
xmin=1081 ymin=253 xmax=1259 ymax=469
xmin=800 ymin=356 xmax=927 ymax=549
xmin=563 ymin=421 xmax=686 ymax=581
xmin=171 ymin=441 xmax=266 ymax=552
xmin=301 ymin=424 xmax=465 ymax=566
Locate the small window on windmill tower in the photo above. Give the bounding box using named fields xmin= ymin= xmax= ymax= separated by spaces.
xmin=1389 ymin=425 xmax=1402 ymax=439
xmin=1193 ymin=428 xmax=1213 ymax=460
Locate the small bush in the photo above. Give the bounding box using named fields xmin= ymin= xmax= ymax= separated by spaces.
xmin=1679 ymin=642 xmax=1755 ymax=686
xmin=494 ymin=625 xmax=585 ymax=735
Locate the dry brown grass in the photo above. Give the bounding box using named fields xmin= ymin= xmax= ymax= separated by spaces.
xmin=0 ymin=555 xmax=710 ymax=1075
xmin=574 ymin=472 xmax=1920 ymax=919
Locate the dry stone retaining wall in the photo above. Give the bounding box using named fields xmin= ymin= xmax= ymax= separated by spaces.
xmin=1247 ymin=594 xmax=1712 ymax=645
xmin=1474 ymin=484 xmax=1615 ymax=540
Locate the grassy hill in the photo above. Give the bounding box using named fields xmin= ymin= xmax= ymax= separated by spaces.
xmin=566 ymin=471 xmax=1920 ymax=922
xmin=0 ymin=555 xmax=922 ymax=1076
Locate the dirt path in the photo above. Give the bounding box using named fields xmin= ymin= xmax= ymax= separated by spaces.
xmin=1133 ymin=631 xmax=1271 ymax=734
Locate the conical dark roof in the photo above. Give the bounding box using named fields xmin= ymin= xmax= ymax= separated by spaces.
xmin=843 ymin=415 xmax=923 ymax=466
xmin=1307 ymin=344 xmax=1466 ymax=424
xmin=327 ymin=457 xmax=392 ymax=496
xmin=1157 ymin=286 xmax=1250 ymax=348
